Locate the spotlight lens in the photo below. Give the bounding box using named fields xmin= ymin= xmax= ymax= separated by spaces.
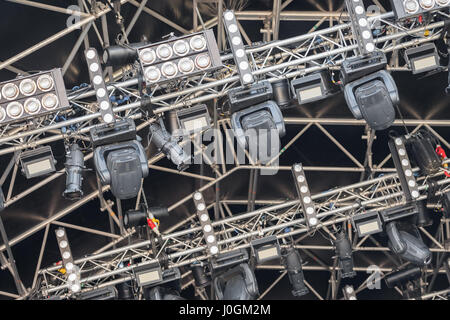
xmin=239 ymin=61 xmax=249 ymax=70
xmin=194 ymin=192 xmax=202 ymax=200
xmin=178 ymin=58 xmax=195 ymax=74
xmin=366 ymin=43 xmax=375 ymax=52
xmin=6 ymin=102 xmax=23 ymax=118
xmin=404 ymin=0 xmax=419 ymax=13
xmin=62 ymin=251 xmax=71 ymax=259
xmin=232 ymin=36 xmax=241 ymax=46
xmin=100 ymin=101 xmax=110 ymax=110
xmin=300 ymin=186 xmax=308 ymax=193
xmin=236 ymin=49 xmax=245 ymax=58
xmin=419 ymin=0 xmax=435 ymax=9
xmin=86 ymin=49 xmax=96 ymax=59
xmin=37 ymin=74 xmax=54 ymax=91
xmin=228 ymin=24 xmax=238 ymax=33
xmin=19 ymin=79 xmax=36 ymax=96
xmin=2 ymin=83 xmax=19 ymax=100
xmin=207 ymin=235 xmax=215 ymax=243
xmin=65 ymin=262 xmax=74 ymax=271
xmin=173 ymin=40 xmax=189 ymax=56
xmin=309 ymin=217 xmax=318 ymax=225
xmin=190 ymin=35 xmax=207 ymax=51
xmin=297 ymin=175 xmax=305 ymax=182
xmin=412 ymin=190 xmax=419 ymax=198
xmin=93 ymin=75 xmax=103 ymax=85
xmin=203 ymin=224 xmax=212 ymax=232
xmin=195 ymin=54 xmax=211 ymax=69
xmin=68 ymin=273 xmax=77 ymax=282
xmin=210 ymin=246 xmax=219 ymax=254
xmin=436 ymin=0 xmax=450 ymax=6
xmin=59 ymin=240 xmax=68 ymax=248
xmin=42 ymin=93 xmax=59 ymax=110
xmin=359 ymin=18 xmax=368 ymax=27
xmin=362 ymin=30 xmax=371 ymax=39
xmin=71 ymin=284 xmax=80 ymax=292
xmin=224 ymin=11 xmax=234 ymax=21
xmin=197 ymin=203 xmax=206 ymax=211
xmin=408 ymin=180 xmax=416 ymax=187
xmin=103 ymin=113 xmax=113 ymax=123
xmin=306 ymin=207 xmax=314 ymax=215
xmin=395 ymin=138 xmax=403 ymax=146
xmin=355 ymin=6 xmax=364 ymax=14
xmin=24 ymin=98 xmax=41 ymax=114
xmin=89 ymin=63 xmax=99 ymax=72
xmin=145 ymin=67 xmax=161 ymax=83
xmin=401 ymin=159 xmax=409 ymax=166
xmin=161 ymin=62 xmax=178 ymax=78
xmin=56 ymin=229 xmax=65 ymax=237
xmin=243 ymin=74 xmax=253 ymax=83
xmin=303 ymin=196 xmax=311 ymax=204
xmin=405 ymin=169 xmax=412 ymax=176
xmin=346 ymin=286 xmax=354 ymax=294
xmin=200 ymin=213 xmax=209 ymax=222
xmin=140 ymin=48 xmax=156 ymax=64
xmin=156 ymin=44 xmax=173 ymax=60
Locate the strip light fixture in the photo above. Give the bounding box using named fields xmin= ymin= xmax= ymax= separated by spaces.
xmin=193 ymin=191 xmax=219 ymax=256
xmin=55 ymin=227 xmax=81 ymax=293
xmin=85 ymin=48 xmax=115 ymax=124
xmin=223 ymin=10 xmax=255 ymax=86
xmin=291 ymin=163 xmax=318 ymax=228
xmin=345 ymin=0 xmax=376 ymax=54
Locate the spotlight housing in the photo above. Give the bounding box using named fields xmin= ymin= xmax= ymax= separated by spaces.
xmin=213 ymin=263 xmax=259 ymax=300
xmin=352 ymin=210 xmax=383 ymax=237
xmin=19 ymin=146 xmax=56 ymax=179
xmin=63 ymin=144 xmax=85 ymax=200
xmin=405 ymin=43 xmax=440 ymax=74
xmin=290 ymin=71 xmax=335 ymax=104
xmin=251 ymin=236 xmax=281 ymax=264
xmin=282 ymin=247 xmax=309 ymax=297
xmin=176 ymin=104 xmax=211 ymax=135
xmin=271 ymin=79 xmax=292 ymax=109
xmin=334 ymin=232 xmax=356 ymax=278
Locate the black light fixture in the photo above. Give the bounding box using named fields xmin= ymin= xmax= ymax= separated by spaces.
xmin=63 ymin=144 xmax=85 ymax=200
xmin=405 ymin=43 xmax=441 ymax=74
xmin=406 ymin=130 xmax=441 ymax=175
xmin=281 ymin=246 xmax=309 ymax=297
xmin=230 ymin=100 xmax=286 ymax=164
xmin=251 ymin=235 xmax=281 ymax=264
xmin=352 ymin=210 xmax=383 ymax=237
xmin=344 ymin=70 xmax=398 ymax=131
xmin=271 ymin=79 xmax=292 ymax=109
xmin=91 ymin=119 xmax=149 ymax=200
xmin=290 ymin=71 xmax=335 ymax=105
xmin=79 ymin=286 xmax=118 ymax=300
xmin=213 ymin=263 xmax=259 ymax=300
xmin=386 ymin=222 xmax=431 ymax=266
xmin=19 ymin=146 xmax=56 ymax=179
xmin=334 ymin=232 xmax=356 ymax=279
xmin=150 ymin=120 xmax=190 ymax=171
xmin=147 ymin=286 xmax=185 ymax=300
xmin=176 ymin=104 xmax=211 ymax=135
xmin=138 ymin=30 xmax=221 ymax=85
xmin=226 ymin=81 xmax=273 ymax=114
xmin=0 ymin=68 xmax=70 ymax=127
xmin=384 ymin=266 xmax=422 ymax=288
xmin=123 ymin=206 xmax=168 ymax=229
xmin=134 ymin=263 xmax=163 ymax=287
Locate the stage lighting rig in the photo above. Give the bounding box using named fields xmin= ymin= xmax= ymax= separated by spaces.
xmin=85 ymin=48 xmax=115 ymax=124
xmin=388 ymin=135 xmax=420 ymax=201
xmin=0 ymin=68 xmax=69 ymax=127
xmin=390 ymin=0 xmax=450 ymax=20
xmin=290 ymin=71 xmax=337 ymax=105
xmin=213 ymin=263 xmax=259 ymax=300
xmin=91 ymin=119 xmax=149 ymax=200
xmin=137 ymin=30 xmax=221 ymax=85
xmin=405 ymin=43 xmax=441 ymax=74
xmin=386 ymin=222 xmax=431 ymax=266
xmin=291 ymin=163 xmax=318 ymax=229
xmin=223 ymin=10 xmax=254 ymax=85
xmin=406 ymin=130 xmax=441 ymax=175
xmin=334 ymin=232 xmax=356 ymax=278
xmin=281 ymin=246 xmax=309 ymax=297
xmin=230 ymin=100 xmax=285 ymax=164
xmin=19 ymin=146 xmax=56 ymax=179
xmin=63 ymin=144 xmax=85 ymax=200
xmin=149 ymin=120 xmax=190 ymax=171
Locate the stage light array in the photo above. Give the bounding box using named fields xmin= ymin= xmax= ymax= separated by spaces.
xmin=390 ymin=0 xmax=450 ymax=20
xmin=138 ymin=30 xmax=221 ymax=85
xmin=0 ymin=68 xmax=69 ymax=127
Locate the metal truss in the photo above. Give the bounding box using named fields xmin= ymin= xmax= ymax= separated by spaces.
xmin=0 ymin=0 xmax=449 ymax=300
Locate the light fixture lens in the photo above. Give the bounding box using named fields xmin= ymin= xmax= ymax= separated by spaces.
xmin=436 ymin=0 xmax=450 ymax=6
xmin=2 ymin=83 xmax=19 ymax=100
xmin=207 ymin=235 xmax=215 ymax=243
xmin=96 ymin=88 xmax=106 ymax=98
xmin=412 ymin=190 xmax=419 ymax=198
xmin=359 ymin=18 xmax=368 ymax=27
xmin=306 ymin=207 xmax=314 ymax=215
xmin=419 ymin=0 xmax=435 ymax=9
xmin=203 ymin=224 xmax=212 ymax=232
xmin=243 ymin=74 xmax=253 ymax=83
xmin=6 ymin=102 xmax=23 ymax=118
xmin=366 ymin=43 xmax=375 ymax=52
xmin=145 ymin=67 xmax=161 ymax=83
xmin=194 ymin=192 xmax=202 ymax=200
xmin=93 ymin=75 xmax=103 ymax=85
xmin=161 ymin=62 xmax=178 ymax=78
xmin=68 ymin=273 xmax=77 ymax=281
xmin=228 ymin=24 xmax=238 ymax=33
xmin=24 ymin=98 xmax=41 ymax=114
xmin=62 ymin=251 xmax=71 ymax=259
xmin=309 ymin=217 xmax=318 ymax=226
xmin=362 ymin=30 xmax=371 ymax=39
xmin=178 ymin=58 xmax=195 ymax=73
xmin=140 ymin=48 xmax=156 ymax=64
xmin=297 ymin=175 xmax=305 ymax=182
xmin=86 ymin=49 xmax=96 ymax=59
xmin=232 ymin=36 xmax=241 ymax=46
xmin=404 ymin=0 xmax=420 ymax=13
xmin=224 ymin=11 xmax=234 ymax=21
xmin=200 ymin=213 xmax=209 ymax=222
xmin=19 ymin=79 xmax=36 ymax=96
xmin=300 ymin=186 xmax=308 ymax=193
xmin=42 ymin=93 xmax=59 ymax=110
xmin=156 ymin=44 xmax=173 ymax=60
xmin=173 ymin=40 xmax=189 ymax=56
xmin=0 ymin=107 xmax=6 ymax=121
xmin=239 ymin=61 xmax=249 ymax=70
xmin=103 ymin=113 xmax=113 ymax=123
xmin=236 ymin=49 xmax=245 ymax=58
xmin=71 ymin=284 xmax=80 ymax=292
xmin=65 ymin=262 xmax=74 ymax=271
xmin=56 ymin=229 xmax=65 ymax=237
xmin=100 ymin=101 xmax=110 ymax=110
xmin=190 ymin=35 xmax=207 ymax=51
xmin=197 ymin=203 xmax=206 ymax=211
xmin=355 ymin=6 xmax=364 ymax=14
xmin=89 ymin=63 xmax=99 ymax=72
xmin=195 ymin=54 xmax=211 ymax=69
xmin=37 ymin=74 xmax=54 ymax=92
xmin=210 ymin=246 xmax=219 ymax=254
xmin=402 ymin=159 xmax=409 ymax=166
xmin=59 ymin=240 xmax=68 ymax=248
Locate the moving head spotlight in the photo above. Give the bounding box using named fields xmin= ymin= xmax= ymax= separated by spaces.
xmin=344 ymin=70 xmax=398 ymax=131
xmin=386 ymin=222 xmax=431 ymax=267
xmin=92 ymin=119 xmax=149 ymax=200
xmin=63 ymin=144 xmax=85 ymax=200
xmin=147 ymin=286 xmax=185 ymax=300
xmin=150 ymin=121 xmax=190 ymax=171
xmin=213 ymin=263 xmax=259 ymax=300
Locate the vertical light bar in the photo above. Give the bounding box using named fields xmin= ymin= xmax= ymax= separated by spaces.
xmin=343 ymin=285 xmax=357 ymax=300
xmin=85 ymin=48 xmax=115 ymax=124
xmin=388 ymin=136 xmax=420 ymax=201
xmin=55 ymin=227 xmax=81 ymax=293
xmin=193 ymin=191 xmax=219 ymax=256
xmin=291 ymin=163 xmax=318 ymax=229
xmin=223 ymin=10 xmax=255 ymax=85
xmin=345 ymin=0 xmax=376 ymax=54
